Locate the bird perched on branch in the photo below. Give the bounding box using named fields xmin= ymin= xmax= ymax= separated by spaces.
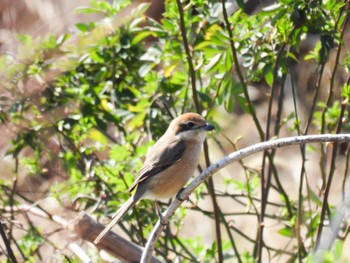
xmin=94 ymin=112 xmax=215 ymax=244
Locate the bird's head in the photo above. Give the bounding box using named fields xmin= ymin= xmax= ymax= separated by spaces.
xmin=168 ymin=113 xmax=215 ymax=142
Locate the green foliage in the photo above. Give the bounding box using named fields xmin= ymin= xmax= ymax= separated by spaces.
xmin=17 ymin=229 xmax=44 ymax=263
xmin=1 ymin=0 xmax=350 ymax=262
xmin=306 ymin=240 xmax=345 ymax=263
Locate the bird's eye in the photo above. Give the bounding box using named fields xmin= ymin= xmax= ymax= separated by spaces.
xmin=186 ymin=122 xmax=194 ymax=128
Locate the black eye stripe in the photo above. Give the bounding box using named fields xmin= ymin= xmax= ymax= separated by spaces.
xmin=179 ymin=121 xmax=202 ymax=131
xmin=186 ymin=121 xmax=194 ymax=128
xmin=180 ymin=124 xmax=192 ymax=131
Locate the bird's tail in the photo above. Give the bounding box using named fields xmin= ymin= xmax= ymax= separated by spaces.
xmin=94 ymin=196 xmax=138 ymax=244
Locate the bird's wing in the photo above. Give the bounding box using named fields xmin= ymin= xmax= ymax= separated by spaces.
xmin=127 ymin=137 xmax=186 ymax=193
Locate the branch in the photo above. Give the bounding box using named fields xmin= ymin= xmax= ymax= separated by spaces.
xmin=0 ymin=222 xmax=18 ymax=263
xmin=221 ymin=0 xmax=264 ymax=139
xmin=2 ymin=205 xmax=163 ymax=263
xmin=175 ymin=0 xmax=201 ymax=112
xmin=140 ymin=134 xmax=350 ymax=262
xmin=70 ymin=213 xmax=163 ymax=263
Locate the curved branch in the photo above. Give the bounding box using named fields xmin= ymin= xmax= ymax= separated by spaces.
xmin=140 ymin=134 xmax=350 ymax=262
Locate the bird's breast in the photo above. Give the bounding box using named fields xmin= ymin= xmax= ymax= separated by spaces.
xmin=145 ymin=143 xmax=203 ymax=200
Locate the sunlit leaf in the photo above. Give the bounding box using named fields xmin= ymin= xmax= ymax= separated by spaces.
xmin=278 ymin=226 xmax=293 ymax=237
xmin=76 ymin=23 xmax=90 ymax=32
xmin=88 ymin=129 xmax=108 ymax=145
xmin=264 ymin=69 xmax=274 ymax=87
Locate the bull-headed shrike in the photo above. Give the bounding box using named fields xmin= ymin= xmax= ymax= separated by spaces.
xmin=94 ymin=112 xmax=215 ymax=244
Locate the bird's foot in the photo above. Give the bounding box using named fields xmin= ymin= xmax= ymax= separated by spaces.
xmin=155 ymin=202 xmax=167 ymax=226
xmin=176 ymin=188 xmax=189 ymax=202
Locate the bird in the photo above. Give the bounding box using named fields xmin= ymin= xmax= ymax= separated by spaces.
xmin=94 ymin=112 xmax=215 ymax=244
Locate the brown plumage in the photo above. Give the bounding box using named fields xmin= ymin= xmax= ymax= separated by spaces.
xmin=94 ymin=113 xmax=214 ymax=244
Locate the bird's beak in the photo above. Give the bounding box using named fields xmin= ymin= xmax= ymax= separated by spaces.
xmin=203 ymin=123 xmax=215 ymax=131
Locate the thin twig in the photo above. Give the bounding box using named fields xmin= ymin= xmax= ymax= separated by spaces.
xmin=265 ymin=42 xmax=288 ymax=141
xmin=342 ymin=74 xmax=350 ymax=199
xmin=320 ymin=8 xmax=347 ymax=134
xmin=297 ymin=63 xmax=326 ymax=261
xmin=221 ymin=0 xmax=264 ymax=139
xmin=260 ymin=43 xmax=295 ymax=263
xmin=175 ymin=1 xmax=224 ymax=260
xmin=0 ymin=223 xmax=17 ymax=263
xmin=316 ymin=80 xmax=348 ymax=248
xmin=315 ymin=10 xmax=349 ymax=248
xmin=203 ymin=140 xmax=224 ymax=263
xmin=175 ymin=0 xmax=201 ymax=112
xmin=315 ymin=102 xmax=346 ymax=248
xmin=318 ymin=8 xmax=347 ymax=195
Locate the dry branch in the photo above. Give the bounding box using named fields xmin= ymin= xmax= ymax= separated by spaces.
xmin=71 ymin=213 xmax=163 ymax=263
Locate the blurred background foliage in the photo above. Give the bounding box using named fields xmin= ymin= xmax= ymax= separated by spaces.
xmin=1 ymin=0 xmax=350 ymax=262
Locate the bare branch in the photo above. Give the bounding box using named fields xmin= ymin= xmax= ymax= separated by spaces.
xmin=71 ymin=213 xmax=164 ymax=263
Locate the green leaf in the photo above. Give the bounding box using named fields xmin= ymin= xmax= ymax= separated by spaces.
xmin=16 ymin=34 xmax=33 ymax=46
xmin=133 ymin=3 xmax=151 ymax=17
xmin=56 ymin=33 xmax=71 ymax=45
xmin=307 ymin=186 xmax=323 ymax=206
xmin=278 ymin=226 xmax=293 ymax=237
xmin=264 ymin=69 xmax=274 ymax=87
xmin=129 ymin=112 xmax=147 ymax=129
xmin=204 ymin=52 xmax=223 ymax=74
xmin=132 ymin=31 xmax=155 ymax=45
xmin=286 ymin=52 xmax=299 ymax=62
xmin=75 ymin=23 xmax=90 ymax=32
xmin=88 ymin=129 xmax=108 ymax=145
xmin=332 ymin=240 xmax=343 ymax=260
xmin=75 ymin=7 xmax=99 ymax=14
xmin=236 ymin=95 xmax=250 ymax=113
xmin=224 ymin=81 xmax=234 ymax=112
xmin=109 ymin=145 xmax=131 ymax=162
xmin=341 ymin=84 xmax=350 ymax=100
